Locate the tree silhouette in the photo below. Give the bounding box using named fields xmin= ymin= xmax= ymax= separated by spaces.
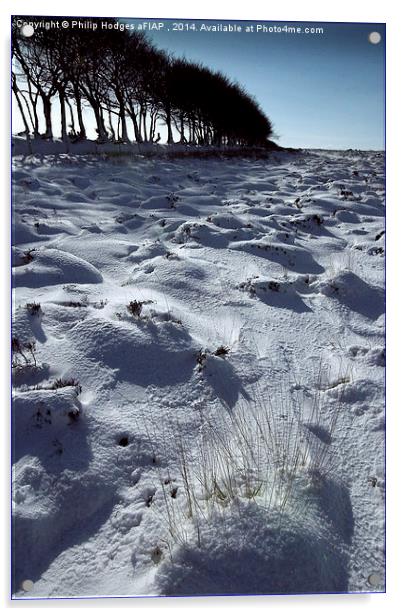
xmin=12 ymin=16 xmax=273 ymax=147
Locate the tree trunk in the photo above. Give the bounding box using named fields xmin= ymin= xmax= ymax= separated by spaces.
xmin=12 ymin=80 xmax=31 ymax=136
xmin=127 ymin=101 xmax=141 ymax=142
xmin=73 ymin=86 xmax=86 ymax=139
xmin=18 ymin=89 xmax=35 ymax=134
xmin=42 ymin=96 xmax=53 ymax=139
xmin=99 ymin=106 xmax=108 ymax=141
xmin=118 ymin=99 xmax=128 ymax=142
xmin=117 ymin=113 xmax=121 ymax=141
xmin=149 ymin=115 xmax=153 ymax=142
xmin=165 ymin=105 xmax=173 ymax=144
xmin=66 ymin=97 xmax=76 ymax=136
xmin=180 ymin=113 xmax=186 ymax=143
xmin=107 ymin=106 xmax=116 ymax=141
xmin=27 ymin=76 xmax=40 ymax=136
xmin=141 ymin=107 xmax=148 ymax=142
xmin=92 ymin=102 xmax=108 ymax=141
xmin=150 ymin=110 xmax=159 ymax=142
xmin=59 ymin=90 xmax=68 ymax=141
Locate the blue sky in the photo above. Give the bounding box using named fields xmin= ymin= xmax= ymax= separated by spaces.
xmin=142 ymin=19 xmax=385 ymax=150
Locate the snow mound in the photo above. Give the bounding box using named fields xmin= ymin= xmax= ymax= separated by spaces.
xmin=155 ymin=500 xmax=350 ymax=596
xmin=13 ymin=219 xmax=47 ymax=244
xmin=13 ymin=248 xmax=103 ymax=287
xmin=13 ymin=386 xmax=82 ymax=461
xmin=230 ymin=239 xmax=325 ymax=274
xmin=12 ymin=302 xmax=46 ymax=343
xmin=313 ymin=270 xmax=384 ymax=319
xmin=238 ymin=276 xmax=312 ymax=313
xmin=13 ymin=460 xmax=116 ymax=594
xmin=68 ymin=317 xmax=197 ymax=386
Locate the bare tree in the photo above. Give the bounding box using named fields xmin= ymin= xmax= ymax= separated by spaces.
xmin=12 ymin=15 xmax=273 ymax=148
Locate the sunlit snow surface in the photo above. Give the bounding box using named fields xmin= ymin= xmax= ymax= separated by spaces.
xmin=12 ymin=148 xmax=385 ymax=598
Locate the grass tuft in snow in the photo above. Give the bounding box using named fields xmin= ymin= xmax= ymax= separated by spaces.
xmin=26 ymin=302 xmax=42 ymax=316
xmin=51 ymin=377 xmax=82 ymax=394
xmin=12 ymin=337 xmax=37 ymax=370
xmin=127 ymin=300 xmax=144 ymax=318
xmin=147 ymin=371 xmax=352 ymax=560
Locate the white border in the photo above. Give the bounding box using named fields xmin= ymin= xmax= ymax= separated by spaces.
xmin=1 ymin=1 xmax=401 ymax=613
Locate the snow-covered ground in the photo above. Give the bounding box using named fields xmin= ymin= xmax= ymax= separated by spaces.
xmin=11 ymin=148 xmax=385 ymax=598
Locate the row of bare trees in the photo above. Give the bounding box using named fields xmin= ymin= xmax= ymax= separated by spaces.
xmin=12 ymin=17 xmax=273 ymax=146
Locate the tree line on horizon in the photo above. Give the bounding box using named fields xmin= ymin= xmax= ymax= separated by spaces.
xmin=12 ymin=16 xmax=273 ymax=147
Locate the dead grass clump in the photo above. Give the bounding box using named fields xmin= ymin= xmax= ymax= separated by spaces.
xmin=26 ymin=302 xmax=41 ymax=316
xmin=12 ymin=337 xmax=37 ymax=369
xmin=127 ymin=300 xmax=144 ymax=318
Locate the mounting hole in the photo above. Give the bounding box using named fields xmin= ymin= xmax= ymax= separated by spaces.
xmin=118 ymin=436 xmax=129 ymax=447
xmin=21 ymin=579 xmax=34 ymax=592
xmin=368 ymin=572 xmax=382 ymax=587
xmin=368 ymin=32 xmax=381 ymax=45
xmin=20 ymin=24 xmax=34 ymax=38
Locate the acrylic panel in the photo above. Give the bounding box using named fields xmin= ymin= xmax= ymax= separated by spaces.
xmin=11 ymin=15 xmax=385 ymax=599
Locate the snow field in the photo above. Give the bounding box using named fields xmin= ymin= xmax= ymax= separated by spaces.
xmin=12 ymin=149 xmax=385 ymax=597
